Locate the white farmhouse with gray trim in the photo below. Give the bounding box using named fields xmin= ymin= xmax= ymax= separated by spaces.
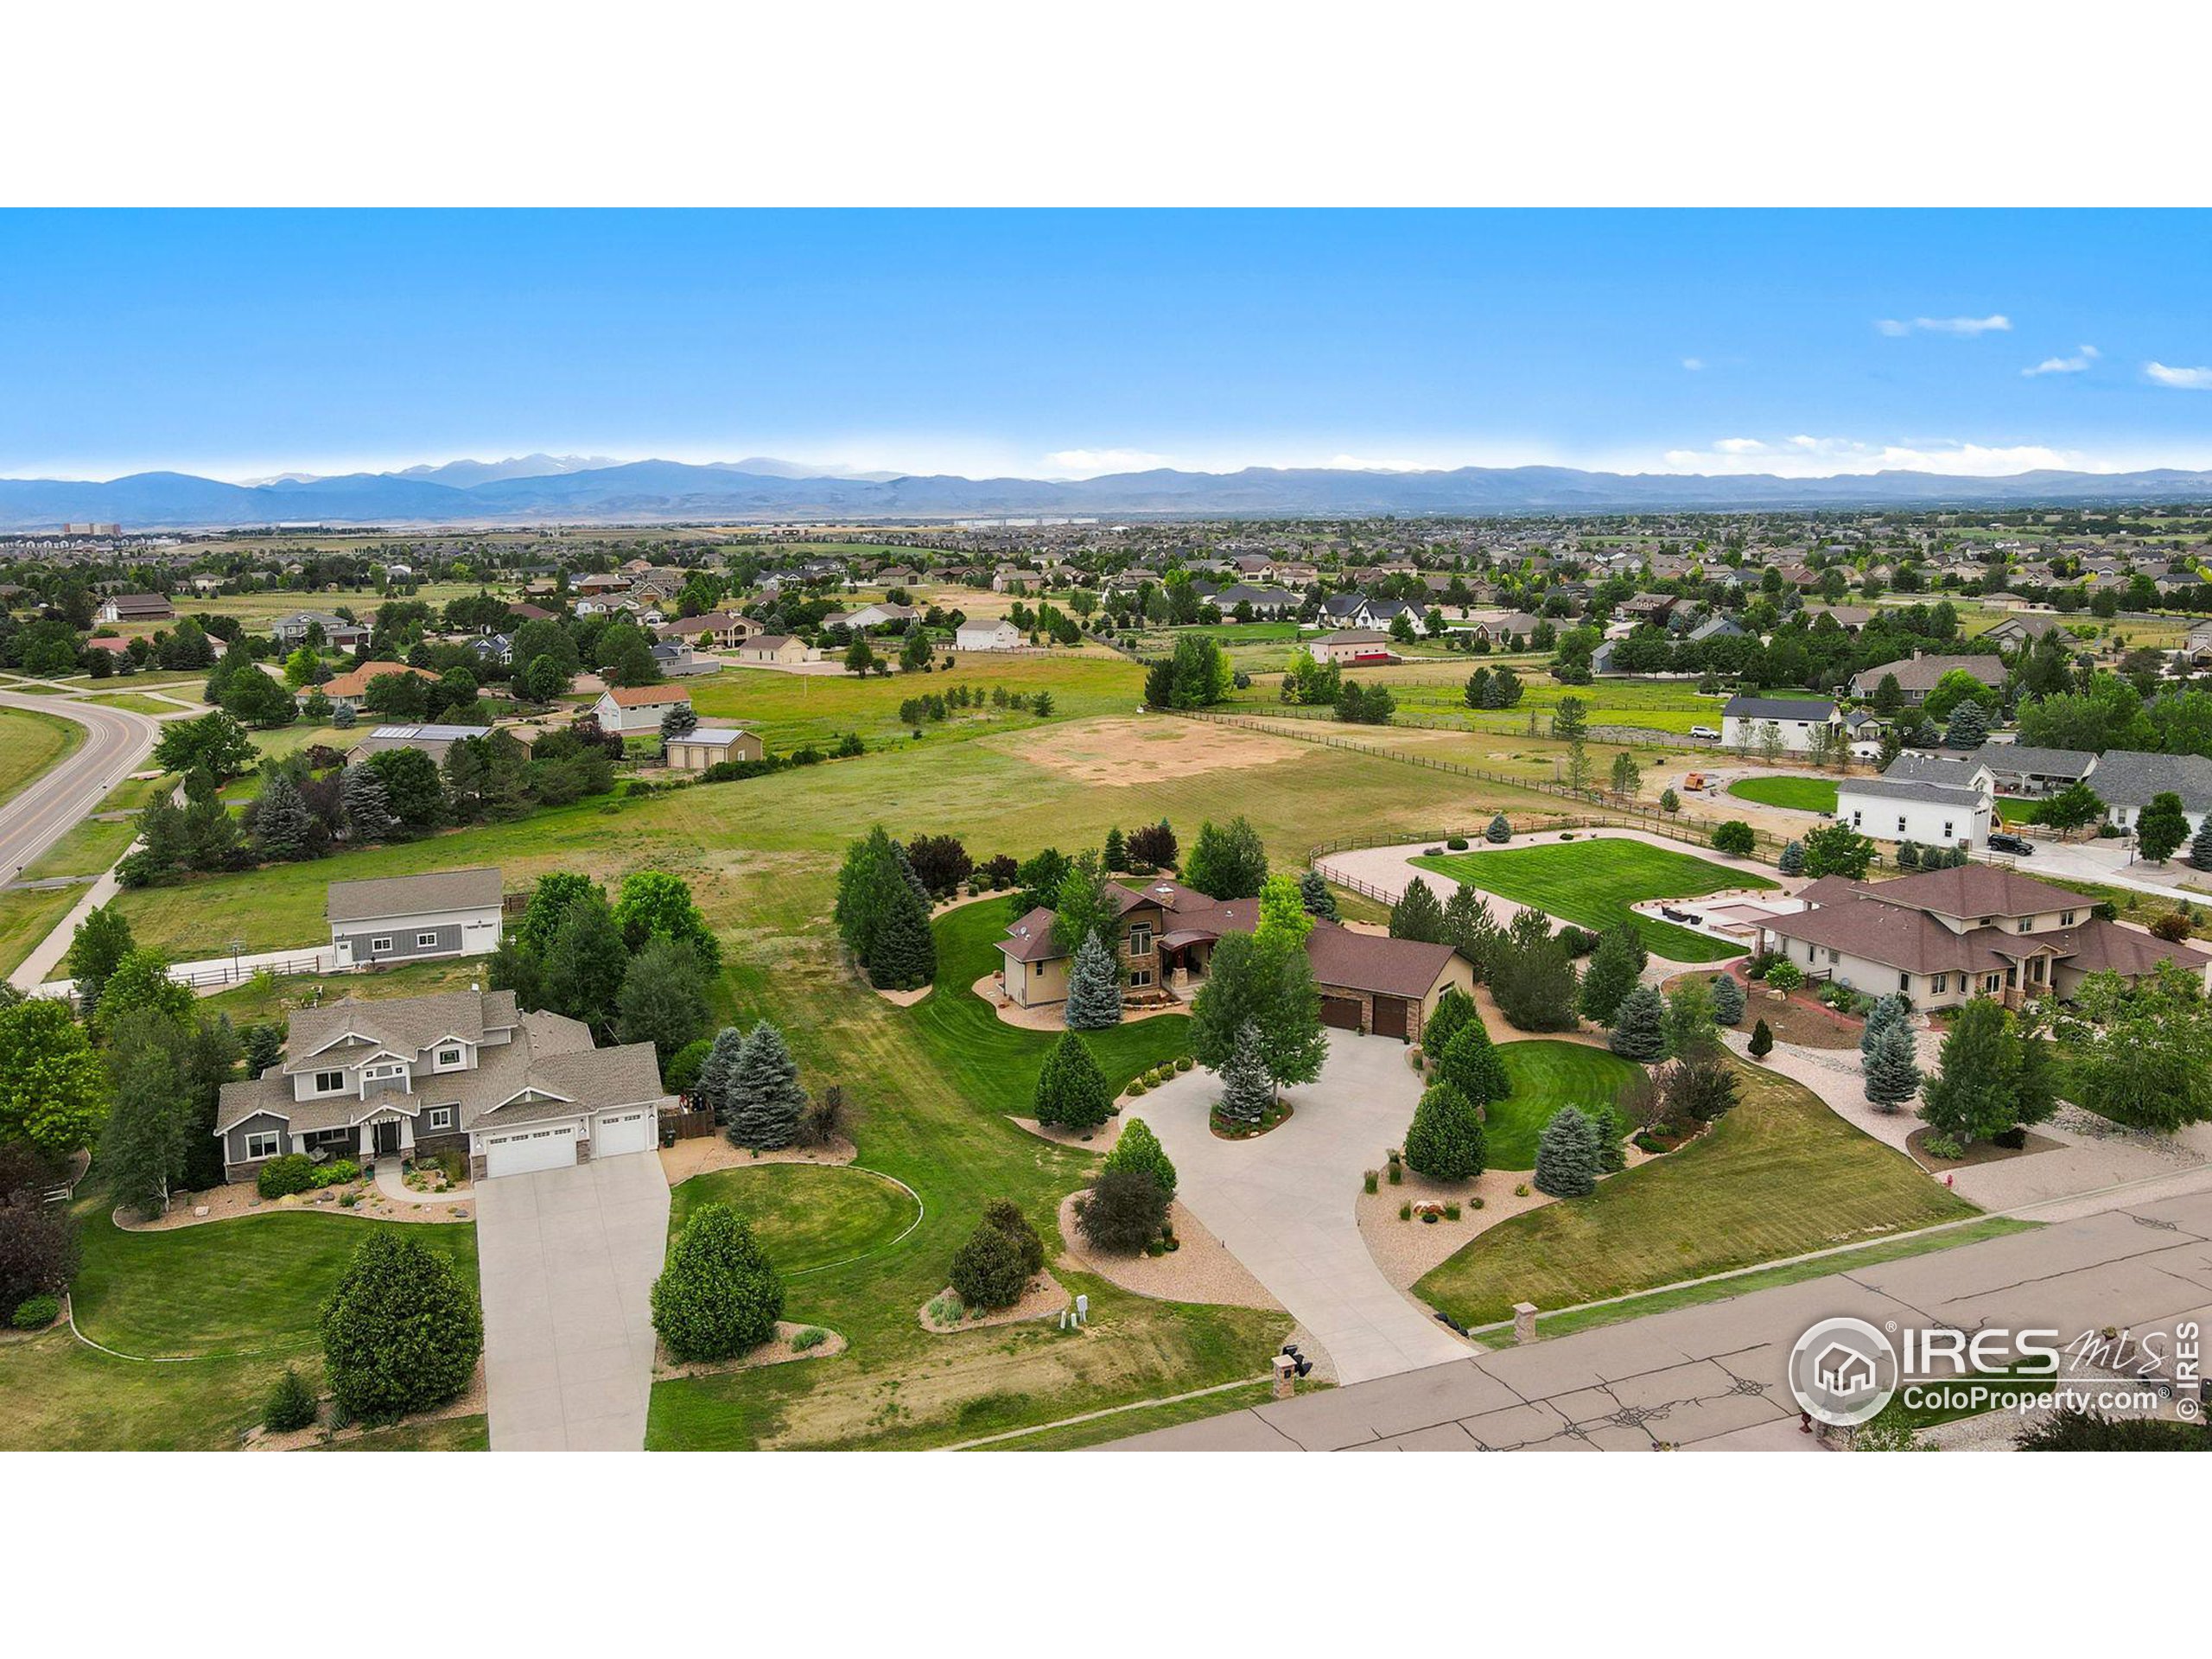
xmin=1834 ymin=775 xmax=1993 ymax=852
xmin=328 ymin=867 xmax=505 ymax=969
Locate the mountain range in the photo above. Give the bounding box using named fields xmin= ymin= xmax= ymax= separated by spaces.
xmin=5 ymin=458 xmax=2212 ymax=531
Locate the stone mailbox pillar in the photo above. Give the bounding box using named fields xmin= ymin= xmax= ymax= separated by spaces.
xmin=1513 ymin=1301 xmax=1539 ymax=1345
xmin=1272 ymin=1354 xmax=1297 ymax=1400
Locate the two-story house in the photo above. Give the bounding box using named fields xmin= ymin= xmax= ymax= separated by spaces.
xmin=1757 ymin=865 xmax=2210 ymax=1011
xmin=995 ymin=875 xmax=1474 ymax=1043
xmin=214 ymin=986 xmax=671 ymax=1183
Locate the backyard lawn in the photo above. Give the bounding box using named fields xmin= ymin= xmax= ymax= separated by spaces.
xmin=1412 ymin=836 xmax=1773 ymax=963
xmin=1727 ymin=775 xmax=1838 ymax=813
xmin=1417 ymin=1058 xmax=1980 ymax=1327
xmin=667 ymin=1163 xmax=920 ymax=1275
xmin=1487 ymin=1040 xmax=1641 ymax=1170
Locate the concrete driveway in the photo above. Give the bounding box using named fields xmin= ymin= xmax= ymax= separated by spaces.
xmin=1128 ymin=1031 xmax=1470 ymax=1384
xmin=474 ymin=1152 xmax=670 ymax=1451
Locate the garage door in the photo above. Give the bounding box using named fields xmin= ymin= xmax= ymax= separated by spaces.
xmin=593 ymin=1108 xmax=656 ymax=1159
xmin=483 ymin=1122 xmax=579 ymax=1178
xmin=1320 ymin=995 xmax=1363 ymax=1031
xmin=1371 ymin=995 xmax=1409 ymax=1039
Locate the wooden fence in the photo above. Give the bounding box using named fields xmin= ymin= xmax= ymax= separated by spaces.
xmin=662 ymin=1105 xmax=717 ymax=1142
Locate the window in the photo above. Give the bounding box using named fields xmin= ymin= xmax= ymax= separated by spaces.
xmin=1932 ymin=975 xmax=1949 ymax=994
xmin=1130 ymin=969 xmax=1154 ymax=988
xmin=437 ymin=1047 xmax=461 ymax=1068
xmin=1942 ymin=821 xmax=1953 ymax=840
xmin=1827 ymin=948 xmax=1841 ymax=963
xmin=1984 ymin=974 xmax=2002 ymax=994
xmin=1127 ymin=924 xmax=1154 ymax=956
xmin=1852 ymin=810 xmax=1863 ymax=828
xmin=416 ymin=931 xmax=440 ymax=949
xmin=370 ymin=936 xmax=393 ymax=956
xmin=1897 ymin=972 xmax=1910 ymax=991
xmin=315 ymin=1070 xmax=345 ymax=1094
xmin=426 ymin=1107 xmax=455 ymax=1131
xmin=244 ymin=1129 xmax=283 ymax=1160
xmin=2018 ymin=918 xmax=2033 ymax=933
xmin=304 ymin=1127 xmax=351 ymax=1147
xmin=2060 ymin=909 xmax=2076 ymax=926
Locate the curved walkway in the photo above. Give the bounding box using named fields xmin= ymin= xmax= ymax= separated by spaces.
xmin=1127 ymin=1030 xmax=1470 ymax=1385
xmin=373 ymin=1158 xmax=474 ymax=1207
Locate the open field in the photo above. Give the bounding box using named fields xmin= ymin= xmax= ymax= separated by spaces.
xmin=24 ymin=772 xmax=172 ymax=880
xmin=0 ymin=1206 xmax=480 ymax=1451
xmin=1418 ymin=1058 xmax=1981 ymax=1328
xmin=1727 ymin=775 xmax=1837 ymax=814
xmin=1412 ymin=838 xmax=1773 ymax=962
xmin=0 ymin=703 xmax=85 ymax=803
xmin=684 ymin=652 xmax=1142 ymax=753
xmin=1488 ymin=1040 xmax=1641 ymax=1170
xmin=1224 ymin=668 xmax=1753 ymax=739
xmin=0 ymin=885 xmax=86 ymax=979
xmin=80 ymin=691 xmax=188 ymax=716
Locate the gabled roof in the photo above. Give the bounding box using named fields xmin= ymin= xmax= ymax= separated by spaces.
xmin=1836 ymin=775 xmax=1987 ymax=810
xmin=601 ymin=684 xmax=690 ymax=707
xmin=327 ymin=866 xmax=503 ymax=925
xmin=2081 ymin=749 xmax=2212 ymax=813
xmin=1971 ymin=742 xmax=2094 ymax=779
xmin=1724 ymin=695 xmax=1837 ymax=721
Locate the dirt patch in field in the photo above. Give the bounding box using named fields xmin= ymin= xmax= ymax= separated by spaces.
xmin=653 ymin=1321 xmax=848 ymax=1380
xmin=658 ymin=1135 xmax=856 ymax=1185
xmin=919 ymin=1269 xmax=1069 ymax=1333
xmin=990 ymin=716 xmax=1306 ymax=787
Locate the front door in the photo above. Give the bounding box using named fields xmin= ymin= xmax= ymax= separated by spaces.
xmin=372 ymin=1121 xmax=402 ymax=1156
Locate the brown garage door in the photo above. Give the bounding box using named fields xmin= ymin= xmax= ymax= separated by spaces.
xmin=1371 ymin=995 xmax=1409 ymax=1039
xmin=1320 ymin=995 xmax=1363 ymax=1030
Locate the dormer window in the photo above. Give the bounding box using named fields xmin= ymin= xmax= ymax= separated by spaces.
xmin=437 ymin=1046 xmax=463 ymax=1069
xmin=315 ymin=1070 xmax=345 ymax=1095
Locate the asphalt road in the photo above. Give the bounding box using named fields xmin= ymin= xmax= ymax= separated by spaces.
xmin=0 ymin=690 xmax=163 ymax=885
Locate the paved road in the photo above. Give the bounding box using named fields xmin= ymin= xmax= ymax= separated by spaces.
xmin=0 ymin=688 xmax=162 ymax=885
xmin=1128 ymin=1033 xmax=1471 ymax=1384
xmin=474 ymin=1153 xmax=670 ymax=1451
xmin=1107 ymin=1186 xmax=2212 ymax=1450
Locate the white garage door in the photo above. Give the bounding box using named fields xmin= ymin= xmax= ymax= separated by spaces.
xmin=483 ymin=1122 xmax=579 ymax=1178
xmin=593 ymin=1108 xmax=655 ymax=1159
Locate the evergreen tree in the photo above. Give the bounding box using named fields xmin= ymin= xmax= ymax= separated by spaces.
xmin=1534 ymin=1105 xmax=1601 ymax=1198
xmin=1216 ymin=1019 xmax=1274 ymax=1125
xmin=1484 ymin=812 xmax=1512 ymax=843
xmin=1777 ymin=839 xmax=1805 ymax=876
xmin=1063 ymin=931 xmax=1124 ymax=1030
xmin=866 ymin=871 xmax=938 ymax=990
xmin=253 ymin=768 xmax=316 ymax=861
xmin=1863 ymin=1018 xmax=1923 ymax=1112
xmin=1103 ymin=1116 xmax=1177 ymax=1198
xmin=1389 ymin=875 xmax=1446 ymax=943
xmin=1442 ymin=886 xmax=1500 ymax=981
xmin=1748 ymin=1018 xmax=1774 ymax=1059
xmin=1859 ymin=994 xmax=1905 ymax=1058
xmin=1577 ymin=925 xmax=1643 ymax=1025
xmin=1710 ymin=972 xmax=1746 ymax=1027
xmin=1033 ymin=1029 xmax=1111 ymax=1129
xmin=1588 ymin=1104 xmax=1628 ymax=1173
xmin=1945 ymin=699 xmax=1992 ymax=750
xmin=1297 ymin=868 xmax=1339 ymax=921
xmin=1438 ymin=1020 xmax=1510 ymax=1107
xmin=1403 ymin=1080 xmax=1486 ymax=1181
xmin=1102 ymin=826 xmax=1128 ymax=873
xmin=243 ymin=1020 xmax=285 ymax=1077
xmin=1608 ymin=984 xmax=1671 ymax=1062
xmin=340 ymin=764 xmax=396 ymax=842
xmin=727 ymin=1020 xmax=808 ymax=1150
xmin=1421 ymin=987 xmax=1475 ymax=1058
xmin=2190 ymin=815 xmax=2212 ymax=872
xmin=695 ymin=1026 xmax=747 ymax=1121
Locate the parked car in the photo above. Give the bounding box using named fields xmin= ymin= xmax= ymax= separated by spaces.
xmin=1690 ymin=725 xmax=1720 ymax=741
xmin=1987 ymin=831 xmax=2035 ymax=856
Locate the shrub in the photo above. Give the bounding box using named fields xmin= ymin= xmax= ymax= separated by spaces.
xmin=1712 ymin=820 xmax=1756 ymax=858
xmin=925 ymin=1288 xmax=964 ymax=1325
xmin=2152 ymin=911 xmax=2193 ymax=943
xmin=797 ymin=1084 xmax=845 ymax=1148
xmin=1533 ymin=1106 xmax=1600 ymax=1198
xmin=319 ymin=1234 xmax=484 ymax=1424
xmin=263 ymin=1365 xmax=320 ymax=1433
xmin=790 ymin=1325 xmax=830 ymax=1352
xmin=1398 ymin=1200 xmax=1413 ymax=1220
xmin=309 ymin=1158 xmax=359 ymax=1189
xmin=1074 ymin=1166 xmax=1173 ymax=1254
xmin=981 ymin=1198 xmax=1045 ymax=1276
xmin=1513 ymin=1182 xmax=1530 ymax=1198
xmin=652 ymin=1205 xmax=785 ymax=1363
xmin=1633 ymin=1131 xmax=1669 ymax=1154
xmin=1446 ymin=836 xmax=1469 ymax=851
xmin=1443 ymin=1201 xmax=1462 ymax=1220
xmin=10 ymin=1293 xmax=60 ymax=1331
xmin=257 ymin=1154 xmax=317 ymax=1198
xmin=950 ymin=1213 xmax=1031 ymax=1306
xmin=1363 ymin=1169 xmax=1378 ymax=1193
xmin=1921 ymin=1134 xmax=1965 ymax=1161
xmin=1484 ymin=813 xmax=1511 ymax=843
xmin=1748 ymin=1018 xmax=1774 ymax=1059
xmin=1403 ymin=1081 xmax=1487 ymax=1182
xmin=1764 ymin=958 xmax=1804 ymax=993
xmin=1103 ymin=1118 xmax=1178 ymax=1200
xmin=1173 ymin=1056 xmax=1193 ymax=1072
xmin=1125 ymin=1077 xmax=1147 ymax=1097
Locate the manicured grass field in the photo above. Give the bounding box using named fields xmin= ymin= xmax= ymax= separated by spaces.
xmin=0 ymin=703 xmax=84 ymax=803
xmin=1487 ymin=1040 xmax=1641 ymax=1170
xmin=0 ymin=1207 xmax=480 ymax=1451
xmin=1412 ymin=837 xmax=1773 ymax=963
xmin=1227 ymin=669 xmax=1760 ymax=738
xmin=82 ymin=692 xmax=187 ymax=716
xmin=667 ymin=1163 xmax=919 ymax=1275
xmin=1727 ymin=775 xmax=1838 ymax=813
xmin=1417 ymin=1058 xmax=1980 ymax=1328
xmin=24 ymin=772 xmax=173 ymax=881
xmin=0 ymin=884 xmax=86 ymax=980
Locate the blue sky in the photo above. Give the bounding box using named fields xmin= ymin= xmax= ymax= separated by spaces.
xmin=2 ymin=209 xmax=2208 ymax=482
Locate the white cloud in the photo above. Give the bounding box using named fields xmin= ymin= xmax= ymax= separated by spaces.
xmin=1681 ymin=357 xmax=1705 ymax=371
xmin=1038 ymin=447 xmax=1175 ymax=477
xmin=2146 ymin=361 xmax=2212 ymax=391
xmin=1659 ymin=434 xmax=2082 ymax=478
xmin=2023 ymin=345 xmax=2099 ymax=376
xmin=1876 ymin=314 xmax=2012 ymax=336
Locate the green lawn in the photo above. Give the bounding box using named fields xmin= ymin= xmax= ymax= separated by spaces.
xmin=1487 ymin=1040 xmax=1641 ymax=1170
xmin=24 ymin=772 xmax=173 ymax=882
xmin=1418 ymin=1058 xmax=1980 ymax=1327
xmin=1727 ymin=776 xmax=1838 ymax=814
xmin=0 ymin=1207 xmax=480 ymax=1451
xmin=1224 ymin=668 xmax=1761 ymax=738
xmin=0 ymin=884 xmax=86 ymax=980
xmin=82 ymin=691 xmax=186 ymax=716
xmin=1412 ymin=837 xmax=1773 ymax=963
xmin=667 ymin=1163 xmax=919 ymax=1275
xmin=0 ymin=702 xmax=84 ymax=803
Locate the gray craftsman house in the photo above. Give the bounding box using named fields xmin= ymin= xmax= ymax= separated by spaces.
xmin=328 ymin=868 xmax=505 ymax=969
xmin=215 ymin=987 xmax=671 ymax=1182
